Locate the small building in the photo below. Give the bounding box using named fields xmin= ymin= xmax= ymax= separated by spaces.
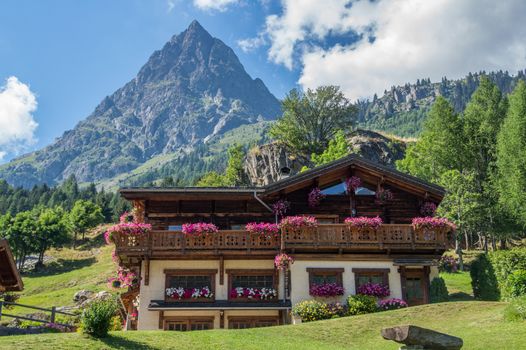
xmin=0 ymin=240 xmax=23 ymax=292
xmin=112 ymin=155 xmax=451 ymax=331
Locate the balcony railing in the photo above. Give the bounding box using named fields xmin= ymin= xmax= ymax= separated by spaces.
xmin=112 ymin=224 xmax=449 ymax=257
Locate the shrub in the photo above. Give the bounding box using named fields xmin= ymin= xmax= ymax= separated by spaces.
xmin=506 ymin=270 xmax=526 ymax=298
xmin=346 ymin=294 xmax=378 ymax=316
xmin=438 ymin=255 xmax=458 ymax=273
xmin=489 ymin=248 xmax=526 ymax=298
xmin=504 ymin=296 xmax=526 ymax=321
xmin=429 ymin=277 xmax=449 ymax=303
xmin=378 ymin=298 xmax=408 ymax=311
xmin=291 ymin=300 xmax=331 ymax=322
xmin=81 ymin=299 xmax=118 ymax=338
xmin=326 ymin=302 xmax=347 ymax=318
xmin=470 ymin=254 xmax=500 ymax=301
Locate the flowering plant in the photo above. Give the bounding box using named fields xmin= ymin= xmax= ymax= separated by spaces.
xmin=279 ymin=216 xmax=318 ymax=231
xmin=108 ymin=267 xmax=139 ymax=289
xmin=274 ymin=253 xmax=294 ymax=269
xmin=345 ymin=176 xmax=362 ymax=194
xmin=308 ymin=187 xmax=326 ymax=208
xmin=327 ymin=302 xmax=347 ymax=317
xmin=375 ymin=188 xmax=394 ymax=204
xmin=344 ymin=216 xmax=383 ymax=230
xmin=165 ymin=286 xmax=213 ymax=299
xmin=230 ymin=287 xmax=277 ymax=300
xmin=438 ymin=255 xmax=458 ymax=273
xmin=272 ymin=200 xmax=290 ymax=217
xmin=309 ymin=283 xmax=345 ymax=297
xmin=181 ymin=223 xmax=219 ymax=236
xmin=378 ymin=298 xmax=408 ymax=311
xmin=412 ymin=217 xmax=456 ymax=231
xmin=104 ymin=221 xmax=151 ymax=244
xmin=357 ymin=282 xmax=390 ymax=298
xmin=245 ymin=222 xmax=279 ymax=238
xmin=420 ymin=202 xmax=437 ymax=216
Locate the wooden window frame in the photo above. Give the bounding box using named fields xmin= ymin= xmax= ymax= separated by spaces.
xmin=163 ymin=317 xmax=215 ymax=331
xmin=307 ymin=268 xmax=344 ymax=287
xmin=226 ymin=269 xmax=278 ymax=302
xmin=227 ymin=316 xmax=279 ymax=329
xmin=352 ymin=268 xmax=390 ymax=290
xmin=164 ymin=269 xmax=217 ymax=303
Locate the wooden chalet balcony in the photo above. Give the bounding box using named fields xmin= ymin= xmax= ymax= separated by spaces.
xmin=113 ymin=224 xmax=449 ymax=258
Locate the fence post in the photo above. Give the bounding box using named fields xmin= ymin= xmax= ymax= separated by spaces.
xmin=50 ymin=306 xmax=56 ymax=323
xmin=0 ymin=300 xmax=3 ymax=321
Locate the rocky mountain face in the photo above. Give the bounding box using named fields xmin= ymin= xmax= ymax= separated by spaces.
xmin=0 ymin=21 xmax=281 ymax=188
xmin=244 ymin=130 xmax=406 ymax=186
xmin=358 ymin=70 xmax=526 ymax=137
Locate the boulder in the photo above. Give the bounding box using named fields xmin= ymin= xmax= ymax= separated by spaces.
xmin=73 ymin=290 xmax=94 ymax=303
xmin=381 ymin=325 xmax=463 ymax=350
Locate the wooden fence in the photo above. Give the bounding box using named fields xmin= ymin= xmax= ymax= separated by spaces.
xmin=0 ymin=301 xmax=76 ymax=328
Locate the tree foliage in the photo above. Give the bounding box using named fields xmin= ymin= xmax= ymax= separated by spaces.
xmin=69 ymin=200 xmax=104 ymax=244
xmin=196 ymin=144 xmax=249 ymax=187
xmin=311 ymin=130 xmax=349 ymax=167
xmin=269 ymin=86 xmax=357 ymax=155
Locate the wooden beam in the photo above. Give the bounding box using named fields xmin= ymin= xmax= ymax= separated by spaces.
xmin=144 ymin=257 xmax=150 ymax=286
xmin=219 ymin=255 xmax=224 ymax=285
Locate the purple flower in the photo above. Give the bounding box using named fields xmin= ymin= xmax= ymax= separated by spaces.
xmin=309 ymin=283 xmax=345 ymax=297
xmin=357 ymin=282 xmax=390 ymax=297
xmin=375 ymin=189 xmax=394 ymax=204
xmin=272 ymin=200 xmax=290 ymax=217
xmin=420 ymin=202 xmax=437 ymax=216
xmin=245 ymin=222 xmax=279 ymax=238
xmin=345 ymin=176 xmax=362 ymax=194
xmin=412 ymin=217 xmax=456 ymax=231
xmin=378 ymin=298 xmax=408 ymax=311
xmin=308 ymin=187 xmax=326 ymax=208
xmin=274 ymin=253 xmax=294 ymax=269
xmin=279 ymin=216 xmax=318 ymax=231
xmin=182 ymin=223 xmax=219 ymax=236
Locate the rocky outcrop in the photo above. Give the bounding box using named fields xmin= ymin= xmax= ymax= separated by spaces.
xmin=244 ymin=130 xmax=406 ymax=186
xmin=381 ymin=325 xmax=463 ymax=350
xmin=244 ymin=143 xmax=311 ymax=186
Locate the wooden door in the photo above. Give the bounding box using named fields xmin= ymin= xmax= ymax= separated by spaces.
xmin=402 ymin=268 xmax=428 ymax=306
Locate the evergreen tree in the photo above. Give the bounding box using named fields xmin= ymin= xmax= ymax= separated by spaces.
xmin=224 ymin=144 xmax=249 ymax=186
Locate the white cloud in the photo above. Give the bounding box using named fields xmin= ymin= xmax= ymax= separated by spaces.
xmin=167 ymin=0 xmax=176 ymax=13
xmin=237 ymin=33 xmax=267 ymax=53
xmin=193 ymin=0 xmax=239 ymax=12
xmin=260 ymin=0 xmax=526 ymax=100
xmin=0 ymin=76 xmax=38 ymax=158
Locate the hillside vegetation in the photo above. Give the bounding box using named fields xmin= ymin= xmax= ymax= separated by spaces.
xmin=0 ymin=302 xmax=522 ymax=350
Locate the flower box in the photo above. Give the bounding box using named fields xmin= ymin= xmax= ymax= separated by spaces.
xmin=279 ymin=216 xmax=318 ymax=231
xmin=245 ymin=222 xmax=279 ymax=239
xmin=412 ymin=217 xmax=456 ymax=241
xmin=309 ymin=283 xmax=345 ymax=297
xmin=165 ymin=286 xmax=214 ymax=302
xmin=229 ymin=287 xmax=278 ymax=301
xmin=357 ymin=282 xmax=390 ymax=298
xmin=182 ymin=223 xmax=219 ymax=236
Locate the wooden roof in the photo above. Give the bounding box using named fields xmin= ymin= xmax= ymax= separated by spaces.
xmin=0 ymin=240 xmax=23 ymax=292
xmin=120 ymin=155 xmax=445 ymax=202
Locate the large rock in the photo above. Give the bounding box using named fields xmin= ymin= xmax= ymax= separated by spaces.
xmin=381 ymin=325 xmax=463 ymax=350
xmin=73 ymin=290 xmax=94 ymax=303
xmin=346 ymin=129 xmax=406 ymax=166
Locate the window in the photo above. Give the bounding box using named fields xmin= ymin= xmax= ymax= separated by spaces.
xmin=307 ymin=268 xmax=344 ymax=287
xmin=168 ymin=225 xmax=182 ymax=231
xmin=164 ymin=269 xmax=217 ymax=302
xmin=164 ymin=318 xmax=214 ymax=331
xmin=320 ymin=182 xmax=375 ymax=196
xmin=352 ymin=268 xmax=390 ymax=289
xmin=227 ymin=269 xmax=277 ymax=301
xmin=228 ymin=317 xmax=278 ymax=329
xmin=355 ymin=187 xmax=375 ymax=196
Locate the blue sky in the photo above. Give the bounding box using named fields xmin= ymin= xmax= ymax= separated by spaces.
xmin=1 ymin=0 xmax=525 ymax=163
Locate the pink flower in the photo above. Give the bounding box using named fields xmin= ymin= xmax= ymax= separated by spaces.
xmin=357 ymin=282 xmax=390 ymax=297
xmin=245 ymin=222 xmax=280 ymax=238
xmin=272 ymin=200 xmax=290 ymax=217
xmin=344 ymin=216 xmax=383 ymax=230
xmin=412 ymin=217 xmax=456 ymax=231
xmin=308 ymin=188 xmax=326 ymax=208
xmin=309 ymin=283 xmax=345 ymax=297
xmin=279 ymin=216 xmax=318 ymax=230
xmin=105 ymin=222 xmax=151 ymax=244
xmin=375 ymin=189 xmax=394 ymax=204
xmin=378 ymin=298 xmax=408 ymax=310
xmin=420 ymin=202 xmax=437 ymax=216
xmin=274 ymin=253 xmax=294 ymax=269
xmin=181 ymin=223 xmax=219 ymax=236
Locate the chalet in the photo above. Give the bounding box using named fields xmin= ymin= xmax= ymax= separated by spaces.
xmin=0 ymin=240 xmax=23 ymax=292
xmin=111 ymin=155 xmax=451 ymax=331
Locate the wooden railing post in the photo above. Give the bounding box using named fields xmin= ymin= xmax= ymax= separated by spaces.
xmin=0 ymin=301 xmax=3 ymax=321
xmin=50 ymin=306 xmax=56 ymax=323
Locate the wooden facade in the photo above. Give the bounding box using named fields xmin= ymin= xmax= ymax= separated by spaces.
xmin=0 ymin=240 xmax=23 ymax=292
xmin=114 ymin=155 xmax=449 ymax=330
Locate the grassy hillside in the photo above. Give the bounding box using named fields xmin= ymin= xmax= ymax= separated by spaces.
xmin=10 ymin=234 xmax=115 ymax=315
xmin=0 ymin=302 xmax=522 ymax=350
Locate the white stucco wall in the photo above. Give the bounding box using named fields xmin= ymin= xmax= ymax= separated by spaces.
xmin=289 ymin=260 xmax=402 ymax=305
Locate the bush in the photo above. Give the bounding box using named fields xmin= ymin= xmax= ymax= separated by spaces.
xmin=504 ymin=296 xmax=526 ymax=321
xmin=489 ymin=248 xmax=526 ymax=298
xmin=438 ymin=255 xmax=458 ymax=273
xmin=292 ymin=300 xmax=331 ymax=322
xmin=346 ymin=294 xmax=378 ymax=316
xmin=80 ymin=299 xmax=118 ymax=338
xmin=470 ymin=254 xmax=500 ymax=301
xmin=326 ymin=302 xmax=347 ymax=318
xmin=378 ymin=298 xmax=408 ymax=311
xmin=506 ymin=270 xmax=526 ymax=298
xmin=429 ymin=277 xmax=449 ymax=303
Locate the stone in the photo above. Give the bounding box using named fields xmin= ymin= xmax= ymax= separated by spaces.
xmin=381 ymin=325 xmax=463 ymax=350
xmin=73 ymin=290 xmax=94 ymax=303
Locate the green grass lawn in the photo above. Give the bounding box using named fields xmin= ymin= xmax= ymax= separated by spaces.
xmin=0 ymin=302 xmax=523 ymax=350
xmin=440 ymin=271 xmax=474 ymax=301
